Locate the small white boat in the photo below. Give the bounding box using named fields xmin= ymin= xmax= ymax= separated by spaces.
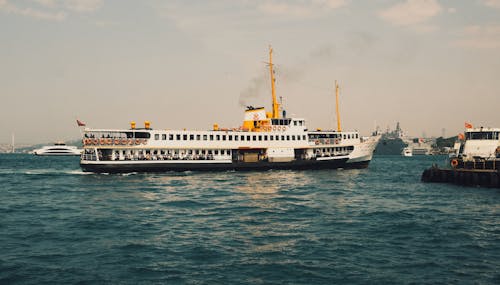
xmin=33 ymin=142 xmax=82 ymax=156
xmin=402 ymin=147 xmax=413 ymax=157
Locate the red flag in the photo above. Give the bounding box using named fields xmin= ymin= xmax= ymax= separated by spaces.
xmin=465 ymin=122 xmax=473 ymax=129
xmin=76 ymin=119 xmax=86 ymax=127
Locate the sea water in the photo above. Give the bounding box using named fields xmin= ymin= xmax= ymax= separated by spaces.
xmin=0 ymin=154 xmax=498 ymax=284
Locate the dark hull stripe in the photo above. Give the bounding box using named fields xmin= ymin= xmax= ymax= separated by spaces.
xmin=344 ymin=160 xmax=371 ymax=169
xmin=80 ymin=158 xmax=351 ymax=173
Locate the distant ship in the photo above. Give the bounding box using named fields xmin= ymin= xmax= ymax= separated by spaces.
xmin=402 ymin=147 xmax=413 ymax=157
xmin=374 ymin=122 xmax=407 ymax=155
xmin=405 ymin=138 xmax=433 ymax=156
xmin=79 ymin=47 xmax=380 ymax=173
xmin=33 ymin=142 xmax=82 ymax=156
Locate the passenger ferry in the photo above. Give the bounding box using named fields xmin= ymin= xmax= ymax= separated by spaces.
xmin=80 ymin=48 xmax=380 ymax=173
xmin=450 ymin=126 xmax=500 ymax=170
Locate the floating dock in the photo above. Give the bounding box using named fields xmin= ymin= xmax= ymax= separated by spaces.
xmin=422 ymin=165 xmax=500 ymax=188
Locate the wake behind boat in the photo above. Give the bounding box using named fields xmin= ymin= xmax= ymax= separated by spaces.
xmin=80 ymin=48 xmax=380 ymax=173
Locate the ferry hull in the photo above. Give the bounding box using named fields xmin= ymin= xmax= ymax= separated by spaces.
xmin=344 ymin=160 xmax=371 ymax=169
xmin=80 ymin=158 xmax=349 ymax=173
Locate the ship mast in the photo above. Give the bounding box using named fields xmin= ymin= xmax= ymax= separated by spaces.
xmin=11 ymin=133 xmax=15 ymax=153
xmin=335 ymin=80 xmax=342 ymax=132
xmin=269 ymin=46 xmax=280 ymax=119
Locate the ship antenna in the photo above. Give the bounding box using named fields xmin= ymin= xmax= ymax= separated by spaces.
xmin=11 ymin=133 xmax=15 ymax=153
xmin=268 ymin=46 xmax=279 ymax=119
xmin=335 ymin=80 xmax=342 ymax=132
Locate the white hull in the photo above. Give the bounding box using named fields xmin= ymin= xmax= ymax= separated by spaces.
xmin=33 ymin=144 xmax=82 ymax=156
xmin=347 ymin=135 xmax=381 ymax=164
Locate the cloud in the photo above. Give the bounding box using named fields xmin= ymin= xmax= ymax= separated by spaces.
xmin=33 ymin=0 xmax=57 ymax=8
xmin=257 ymin=0 xmax=348 ymax=18
xmin=378 ymin=0 xmax=442 ymax=26
xmin=453 ymin=24 xmax=500 ymax=49
xmin=0 ymin=0 xmax=102 ymax=21
xmin=482 ymin=0 xmax=500 ymax=8
xmin=0 ymin=1 xmax=66 ymax=21
xmin=65 ymin=0 xmax=102 ymax=12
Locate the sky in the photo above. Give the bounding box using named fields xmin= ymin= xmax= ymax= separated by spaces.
xmin=1 ymin=0 xmax=499 ymax=144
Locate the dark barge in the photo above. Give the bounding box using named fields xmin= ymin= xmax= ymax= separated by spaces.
xmin=422 ymin=166 xmax=499 ymax=188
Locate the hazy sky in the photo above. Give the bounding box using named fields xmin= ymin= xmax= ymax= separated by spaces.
xmin=1 ymin=0 xmax=499 ymax=144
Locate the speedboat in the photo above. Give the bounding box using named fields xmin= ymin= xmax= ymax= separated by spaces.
xmin=33 ymin=142 xmax=82 ymax=156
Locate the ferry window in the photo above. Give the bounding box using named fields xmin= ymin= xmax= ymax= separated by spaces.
xmin=210 ymin=135 xmax=214 ymax=140
xmin=169 ymin=134 xmax=173 ymax=140
xmin=292 ymin=135 xmax=295 ymax=140
xmin=135 ymin=132 xmax=151 ymax=139
xmin=208 ymin=150 xmax=212 ymax=155
xmin=276 ymin=135 xmax=279 ymax=140
xmin=176 ymin=134 xmax=181 ymax=140
xmin=294 ymin=121 xmax=297 ymax=126
xmin=183 ymin=134 xmax=188 ymax=140
xmin=253 ymin=135 xmax=257 ymax=141
xmin=196 ymin=134 xmax=201 ymax=140
xmin=247 ymin=135 xmax=251 ymax=141
xmin=154 ymin=134 xmax=159 ymax=140
xmin=258 ymin=135 xmax=262 ymax=141
xmin=234 ymin=136 xmax=238 ymax=141
xmin=162 ymin=134 xmax=167 ymax=140
xmin=190 ymin=134 xmax=194 ymax=140
xmin=264 ymin=135 xmax=268 ymax=140
xmin=216 ymin=135 xmax=220 ymax=140
xmin=270 ymin=136 xmax=273 ymax=141
xmin=188 ymin=150 xmax=193 ymax=154
xmin=203 ymin=135 xmax=207 ymax=140
xmin=221 ymin=150 xmax=225 ymax=155
xmin=195 ymin=150 xmax=199 ymax=155
xmin=229 ymin=135 xmax=232 ymax=141
xmin=202 ymin=150 xmax=206 ymax=155
xmin=303 ymin=135 xmax=306 ymax=140
xmin=281 ymin=135 xmax=285 ymax=140
xmin=222 ymin=135 xmax=226 ymax=141
xmin=215 ymin=150 xmax=219 ymax=155
xmin=287 ymin=135 xmax=290 ymax=141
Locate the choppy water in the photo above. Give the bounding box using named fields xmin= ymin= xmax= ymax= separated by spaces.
xmin=0 ymin=154 xmax=499 ymax=284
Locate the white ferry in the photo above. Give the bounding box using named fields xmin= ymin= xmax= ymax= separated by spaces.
xmin=402 ymin=147 xmax=413 ymax=157
xmin=450 ymin=126 xmax=500 ymax=170
xmin=33 ymin=142 xmax=82 ymax=156
xmin=80 ymin=48 xmax=380 ymax=173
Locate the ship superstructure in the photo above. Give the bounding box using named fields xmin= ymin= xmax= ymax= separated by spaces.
xmin=452 ymin=127 xmax=500 ymax=165
xmin=80 ymin=48 xmax=380 ymax=173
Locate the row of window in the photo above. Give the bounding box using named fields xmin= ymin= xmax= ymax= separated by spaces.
xmin=154 ymin=133 xmax=310 ymax=142
xmin=466 ymin=131 xmax=499 ymax=140
xmin=309 ymin=133 xmax=359 ymax=140
xmin=270 ymin=119 xmax=305 ymax=126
